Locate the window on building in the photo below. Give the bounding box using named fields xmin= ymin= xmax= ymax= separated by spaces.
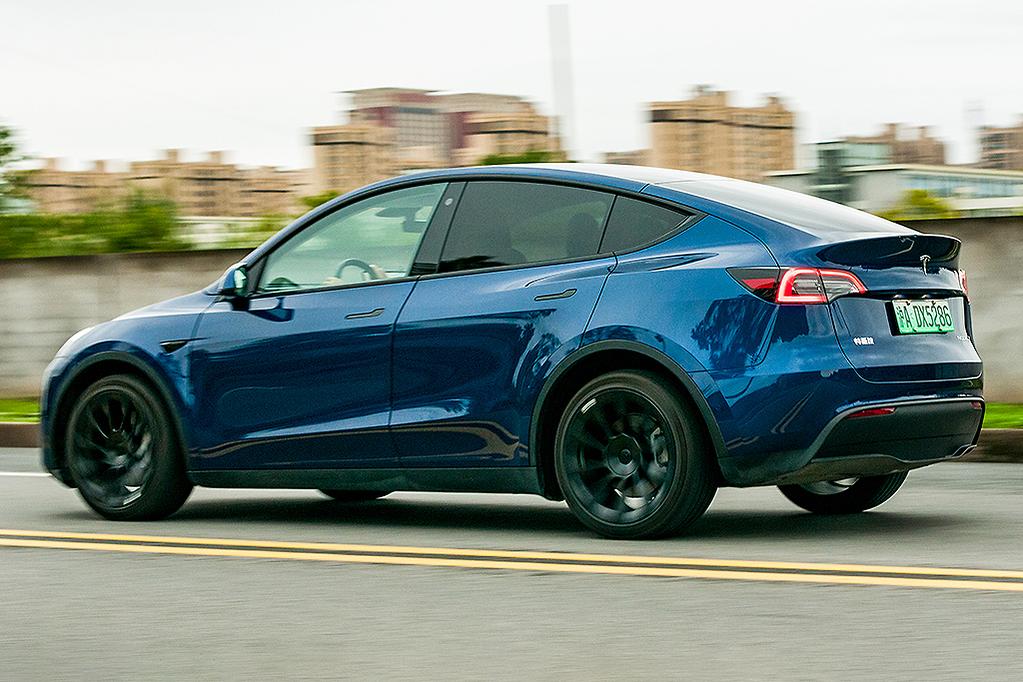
xmin=438 ymin=181 xmax=613 ymax=273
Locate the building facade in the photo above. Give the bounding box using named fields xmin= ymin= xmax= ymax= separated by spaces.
xmin=25 ymin=151 xmax=310 ymax=217
xmin=765 ymin=164 xmax=1023 ymax=217
xmin=309 ymin=124 xmax=395 ymax=195
xmin=845 ymin=123 xmax=946 ymax=165
xmin=979 ymin=117 xmax=1023 ymax=170
xmin=649 ymin=86 xmax=795 ymax=181
xmin=341 ymin=87 xmax=561 ymax=169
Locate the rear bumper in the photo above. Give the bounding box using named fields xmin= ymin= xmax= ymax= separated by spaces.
xmin=721 ymin=397 xmax=984 ymax=487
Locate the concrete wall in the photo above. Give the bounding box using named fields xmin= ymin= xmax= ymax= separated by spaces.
xmin=908 ymin=217 xmax=1023 ymax=401
xmin=0 ymin=218 xmax=1020 ymax=401
xmin=0 ymin=249 xmax=249 ymax=395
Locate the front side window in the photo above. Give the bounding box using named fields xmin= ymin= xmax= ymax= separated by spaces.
xmin=438 ymin=181 xmax=614 ymax=273
xmin=258 ymin=183 xmax=446 ymax=293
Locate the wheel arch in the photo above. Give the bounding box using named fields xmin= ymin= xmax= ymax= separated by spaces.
xmin=529 ymin=340 xmax=727 ymax=500
xmin=48 ymin=351 xmax=189 ymax=485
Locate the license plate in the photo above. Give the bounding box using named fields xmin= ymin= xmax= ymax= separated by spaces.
xmin=891 ymin=299 xmax=954 ymax=334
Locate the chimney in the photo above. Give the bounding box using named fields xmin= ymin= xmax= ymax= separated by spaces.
xmin=164 ymin=148 xmax=180 ymax=163
xmin=208 ymin=151 xmax=224 ymax=164
xmin=44 ymin=157 xmax=60 ymax=171
xmin=93 ymin=160 xmax=107 ymax=173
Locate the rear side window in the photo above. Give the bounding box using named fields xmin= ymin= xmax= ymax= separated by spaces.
xmin=599 ymin=197 xmax=687 ymax=253
xmin=439 ymin=181 xmax=613 ymax=273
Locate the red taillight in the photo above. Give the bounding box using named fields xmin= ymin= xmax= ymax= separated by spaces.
xmin=729 ymin=267 xmax=867 ymax=304
xmin=958 ymin=270 xmax=969 ymax=300
xmin=776 ymin=268 xmax=866 ymax=305
xmin=847 ymin=407 xmax=897 ymax=419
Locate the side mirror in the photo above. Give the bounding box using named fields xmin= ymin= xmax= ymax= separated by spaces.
xmin=218 ymin=264 xmax=249 ymax=298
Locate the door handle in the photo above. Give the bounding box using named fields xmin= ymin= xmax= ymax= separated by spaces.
xmin=345 ymin=307 xmax=385 ymax=320
xmin=533 ymin=288 xmax=577 ymax=302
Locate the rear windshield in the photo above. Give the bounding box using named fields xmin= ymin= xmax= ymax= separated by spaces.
xmin=663 ymin=179 xmax=913 ymax=236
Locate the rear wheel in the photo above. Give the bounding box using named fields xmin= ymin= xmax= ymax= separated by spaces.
xmin=66 ymin=374 xmax=192 ymax=520
xmin=319 ymin=490 xmax=390 ymax=502
xmin=778 ymin=472 xmax=907 ymax=514
xmin=553 ymin=370 xmax=716 ymax=539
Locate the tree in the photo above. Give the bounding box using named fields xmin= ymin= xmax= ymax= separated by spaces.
xmin=0 ymin=125 xmax=30 ymax=211
xmin=300 ymin=191 xmax=341 ymax=210
xmin=877 ymin=189 xmax=960 ymax=221
xmin=479 ymin=149 xmax=566 ymax=166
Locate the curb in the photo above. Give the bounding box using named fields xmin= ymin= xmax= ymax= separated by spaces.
xmin=0 ymin=423 xmax=1020 ymax=461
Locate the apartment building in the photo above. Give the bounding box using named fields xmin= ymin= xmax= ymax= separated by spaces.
xmin=25 ymin=151 xmax=309 ymax=217
xmin=846 ymin=123 xmax=946 ymax=165
xmin=649 ymin=86 xmax=795 ymax=181
xmin=979 ymin=117 xmax=1023 ymax=170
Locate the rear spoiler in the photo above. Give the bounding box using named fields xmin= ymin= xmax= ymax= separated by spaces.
xmin=811 ymin=234 xmax=961 ymax=271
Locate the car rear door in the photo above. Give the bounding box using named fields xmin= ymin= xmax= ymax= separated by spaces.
xmin=391 ymin=180 xmax=617 ymax=468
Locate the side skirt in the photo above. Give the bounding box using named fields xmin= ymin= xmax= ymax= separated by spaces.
xmin=189 ymin=467 xmax=543 ymax=495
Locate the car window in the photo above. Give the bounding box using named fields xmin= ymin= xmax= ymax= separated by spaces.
xmin=600 ymin=196 xmax=688 ymax=253
xmin=258 ymin=183 xmax=447 ymax=293
xmin=438 ymin=181 xmax=613 ymax=273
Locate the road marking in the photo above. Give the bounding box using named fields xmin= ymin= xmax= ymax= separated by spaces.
xmin=0 ymin=472 xmax=50 ymax=478
xmin=1 ymin=529 xmax=1023 ymax=591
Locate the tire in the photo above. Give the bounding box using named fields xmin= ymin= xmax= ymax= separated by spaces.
xmin=778 ymin=472 xmax=908 ymax=515
xmin=319 ymin=490 xmax=390 ymax=502
xmin=65 ymin=374 xmax=192 ymax=521
xmin=553 ymin=370 xmax=716 ymax=539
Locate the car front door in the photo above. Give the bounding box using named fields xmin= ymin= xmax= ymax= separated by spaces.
xmin=391 ymin=180 xmax=617 ymax=468
xmin=189 ymin=182 xmax=450 ymax=471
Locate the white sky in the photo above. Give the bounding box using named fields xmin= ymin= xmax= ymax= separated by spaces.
xmin=3 ymin=0 xmax=1021 ymax=170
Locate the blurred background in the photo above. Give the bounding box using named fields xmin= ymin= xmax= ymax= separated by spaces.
xmin=0 ymin=0 xmax=1021 ymax=422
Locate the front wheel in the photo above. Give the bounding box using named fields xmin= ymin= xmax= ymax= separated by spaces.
xmin=66 ymin=374 xmax=192 ymax=520
xmin=554 ymin=370 xmax=716 ymax=539
xmin=778 ymin=472 xmax=908 ymax=514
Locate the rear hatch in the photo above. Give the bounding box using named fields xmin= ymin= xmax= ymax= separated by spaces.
xmin=811 ymin=234 xmax=981 ymax=383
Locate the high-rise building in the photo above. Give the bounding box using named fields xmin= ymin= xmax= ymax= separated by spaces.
xmin=453 ymin=110 xmax=562 ymax=166
xmin=845 ymin=123 xmax=946 ymax=165
xmin=340 ymin=87 xmax=560 ymax=169
xmin=978 ymin=117 xmax=1023 ymax=170
xmin=649 ymin=86 xmax=795 ymax=181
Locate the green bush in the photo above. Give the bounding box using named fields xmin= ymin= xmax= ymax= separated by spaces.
xmin=0 ymin=192 xmax=186 ymax=259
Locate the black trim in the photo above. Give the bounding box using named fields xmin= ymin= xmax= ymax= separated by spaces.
xmin=720 ymin=397 xmax=985 ymax=487
xmin=410 ymin=181 xmax=464 ymax=276
xmin=189 ymin=466 xmax=542 ymax=495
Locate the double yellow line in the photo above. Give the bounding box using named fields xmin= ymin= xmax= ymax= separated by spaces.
xmin=2 ymin=528 xmax=1022 ymax=592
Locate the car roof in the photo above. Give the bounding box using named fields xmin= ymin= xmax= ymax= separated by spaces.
xmin=385 ymin=163 xmax=723 ymax=192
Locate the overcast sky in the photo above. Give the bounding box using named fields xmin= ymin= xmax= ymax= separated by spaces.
xmin=3 ymin=0 xmax=1021 ymax=170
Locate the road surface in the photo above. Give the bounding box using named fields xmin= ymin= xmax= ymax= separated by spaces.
xmin=2 ymin=448 xmax=1022 ymax=680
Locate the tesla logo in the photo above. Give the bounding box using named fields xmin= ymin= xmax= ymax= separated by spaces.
xmin=920 ymin=254 xmax=932 ymax=273
xmin=853 ymin=336 xmax=875 ymax=346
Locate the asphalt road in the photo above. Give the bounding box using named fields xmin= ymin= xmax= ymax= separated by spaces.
xmin=2 ymin=448 xmax=1023 ymax=680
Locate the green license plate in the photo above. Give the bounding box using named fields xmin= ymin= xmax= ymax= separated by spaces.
xmin=891 ymin=299 xmax=955 ymax=334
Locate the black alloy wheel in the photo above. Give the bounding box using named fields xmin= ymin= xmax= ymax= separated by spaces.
xmin=66 ymin=374 xmax=192 ymax=520
xmin=554 ymin=370 xmax=716 ymax=539
xmin=778 ymin=472 xmax=908 ymax=514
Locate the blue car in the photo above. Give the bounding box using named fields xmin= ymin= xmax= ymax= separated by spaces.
xmin=40 ymin=164 xmax=984 ymax=538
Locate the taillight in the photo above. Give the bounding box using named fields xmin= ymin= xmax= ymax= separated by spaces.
xmin=730 ymin=267 xmax=866 ymax=304
xmin=958 ymin=270 xmax=969 ymax=300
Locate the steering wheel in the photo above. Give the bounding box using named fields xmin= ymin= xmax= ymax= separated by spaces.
xmin=335 ymin=258 xmax=385 ymax=282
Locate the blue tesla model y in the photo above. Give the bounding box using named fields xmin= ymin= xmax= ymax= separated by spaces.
xmin=40 ymin=164 xmax=984 ymax=538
